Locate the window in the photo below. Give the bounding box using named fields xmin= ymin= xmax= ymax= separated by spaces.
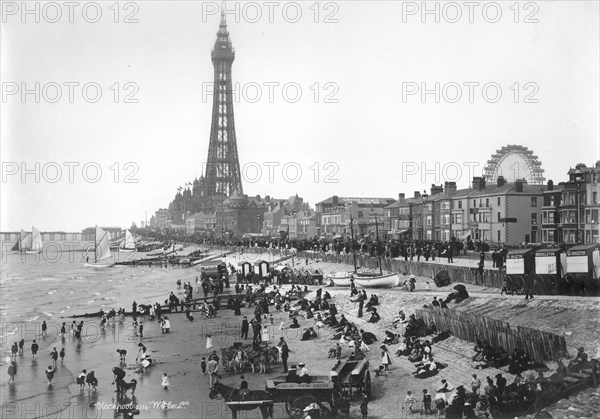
xmin=497 ymin=212 xmax=501 ymax=222
xmin=543 ymin=212 xmax=548 ymax=224
xmin=548 ymin=212 xmax=554 ymax=223
xmin=594 ymin=192 xmax=598 ymax=204
xmin=442 ymin=214 xmax=450 ymax=225
xmin=473 ymin=200 xmax=476 ymax=208
xmin=531 ymin=213 xmax=537 ymax=225
xmin=482 ymin=213 xmax=490 ymax=223
xmin=497 ymin=197 xmax=501 ymax=206
xmin=426 ymin=216 xmax=432 ymax=226
xmin=479 ymin=199 xmax=483 ymax=208
xmin=458 ymin=201 xmax=463 ymax=209
xmin=531 ymin=197 xmax=537 ymax=207
xmin=497 ymin=230 xmax=501 ymax=242
xmin=485 ymin=198 xmax=489 ymax=208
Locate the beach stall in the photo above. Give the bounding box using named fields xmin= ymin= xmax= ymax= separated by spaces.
xmin=564 ymin=244 xmax=600 ymax=294
xmin=534 ymin=248 xmax=563 ymax=294
xmin=504 ymin=248 xmax=536 ymax=294
xmin=240 ymin=261 xmax=253 ymax=277
xmin=254 ymin=260 xmax=270 ymax=278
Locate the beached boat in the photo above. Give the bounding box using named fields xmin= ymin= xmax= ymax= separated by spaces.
xmin=119 ymin=229 xmax=136 ymax=252
xmin=84 ymin=226 xmax=114 ymax=268
xmin=325 ymin=271 xmax=354 ymax=287
xmin=354 ymin=273 xmax=401 ymax=288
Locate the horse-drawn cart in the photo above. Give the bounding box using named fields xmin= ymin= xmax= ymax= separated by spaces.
xmin=330 ymin=356 xmax=371 ymax=398
xmin=265 ymin=376 xmax=339 ymax=419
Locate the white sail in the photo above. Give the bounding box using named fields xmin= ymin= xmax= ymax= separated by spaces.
xmin=20 ymin=229 xmax=32 ymax=251
xmin=28 ymin=226 xmax=43 ymax=253
xmin=121 ymin=230 xmax=136 ymax=250
xmin=95 ymin=226 xmax=112 ymax=261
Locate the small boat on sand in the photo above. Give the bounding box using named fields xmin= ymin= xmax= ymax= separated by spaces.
xmin=354 ymin=273 xmax=401 ymax=288
xmin=325 ymin=271 xmax=354 ymax=287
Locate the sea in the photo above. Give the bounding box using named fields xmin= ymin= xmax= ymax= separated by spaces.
xmin=0 ymin=244 xmax=209 ymax=419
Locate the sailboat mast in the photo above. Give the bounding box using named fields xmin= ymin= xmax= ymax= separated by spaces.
xmin=94 ymin=227 xmax=98 ymax=263
xmin=350 ymin=215 xmax=357 ymax=273
xmin=375 ymin=216 xmax=382 ymax=275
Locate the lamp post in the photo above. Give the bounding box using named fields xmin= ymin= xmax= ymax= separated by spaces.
xmin=574 ymin=169 xmax=583 ymax=244
xmin=421 ymin=191 xmax=429 ymax=240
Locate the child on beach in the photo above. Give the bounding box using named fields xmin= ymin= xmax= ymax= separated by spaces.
xmin=200 ymin=357 xmax=207 ymax=375
xmin=46 ymin=365 xmax=56 ymax=385
xmin=161 ymin=373 xmax=169 ymax=389
xmin=117 ymin=349 xmax=127 ymax=362
xmin=7 ymin=361 xmax=17 ymax=384
xmin=76 ymin=370 xmax=87 ymax=391
xmin=31 ymin=340 xmax=39 ymax=360
xmin=18 ymin=339 xmax=24 ymax=355
xmin=59 ymin=348 xmax=65 ymax=363
xmin=61 ymin=322 xmax=66 ymax=339
xmin=85 ymin=370 xmax=98 ymax=391
xmin=50 ymin=348 xmax=58 ymax=368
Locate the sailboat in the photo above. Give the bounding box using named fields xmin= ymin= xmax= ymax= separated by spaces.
xmin=10 ymin=227 xmax=42 ymax=254
xmin=326 ymin=216 xmax=360 ymax=287
xmin=119 ymin=229 xmax=136 ymax=253
xmin=84 ymin=226 xmax=114 ymax=268
xmin=27 ymin=226 xmax=43 ymax=254
xmin=352 ymin=216 xmax=400 ymax=289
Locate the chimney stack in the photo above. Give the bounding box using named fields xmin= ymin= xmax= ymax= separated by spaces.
xmin=472 ymin=177 xmax=482 ymax=190
xmin=398 ymin=193 xmax=405 ymax=203
xmin=479 ymin=178 xmax=486 ymax=190
xmin=547 ymin=180 xmax=553 ymax=191
xmin=497 ymin=176 xmax=506 ymax=188
xmin=414 ymin=191 xmax=421 ymax=199
xmin=515 ymin=179 xmax=524 ymax=193
xmin=430 ymin=184 xmax=443 ymax=195
xmin=332 ymin=195 xmax=339 ymax=206
xmin=444 ymin=182 xmax=457 ymax=196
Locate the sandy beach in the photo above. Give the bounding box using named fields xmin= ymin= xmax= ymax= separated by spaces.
xmin=2 ymin=248 xmax=599 ymax=419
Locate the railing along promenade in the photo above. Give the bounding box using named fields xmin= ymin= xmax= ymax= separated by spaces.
xmin=203 ymin=245 xmax=503 ymax=288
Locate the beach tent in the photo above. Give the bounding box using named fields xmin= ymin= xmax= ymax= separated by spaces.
xmin=254 ymin=260 xmax=270 ymax=278
xmin=240 ymin=261 xmax=253 ymax=276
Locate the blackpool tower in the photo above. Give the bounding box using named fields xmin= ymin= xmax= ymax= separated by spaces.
xmin=205 ymin=11 xmax=244 ymax=197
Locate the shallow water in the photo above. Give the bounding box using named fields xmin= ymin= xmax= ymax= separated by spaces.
xmin=0 ymin=248 xmax=210 ymax=418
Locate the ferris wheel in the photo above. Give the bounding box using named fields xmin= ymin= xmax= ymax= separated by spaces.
xmin=483 ymin=145 xmax=546 ymax=185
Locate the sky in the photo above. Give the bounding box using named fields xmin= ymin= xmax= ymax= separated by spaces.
xmin=1 ymin=1 xmax=599 ymax=232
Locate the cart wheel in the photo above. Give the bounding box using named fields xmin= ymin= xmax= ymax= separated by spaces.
xmin=515 ymin=275 xmax=525 ymax=295
xmin=364 ymin=371 xmax=372 ymax=398
xmin=286 ymin=396 xmax=318 ymax=419
xmin=534 ymin=275 xmax=548 ymax=295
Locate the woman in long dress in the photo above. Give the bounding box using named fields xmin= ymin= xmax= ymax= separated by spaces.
xmin=381 ymin=345 xmax=391 ymax=371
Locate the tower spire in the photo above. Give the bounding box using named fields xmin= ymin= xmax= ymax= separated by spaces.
xmin=205 ymin=13 xmax=243 ymax=197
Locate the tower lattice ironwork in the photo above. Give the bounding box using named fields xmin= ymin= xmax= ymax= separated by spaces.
xmin=205 ymin=11 xmax=243 ymax=197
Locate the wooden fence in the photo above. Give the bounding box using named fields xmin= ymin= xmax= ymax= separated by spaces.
xmin=415 ymin=307 xmax=569 ymax=363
